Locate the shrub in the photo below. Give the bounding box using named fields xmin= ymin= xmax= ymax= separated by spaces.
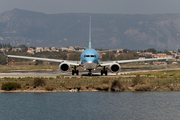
xmin=111 ymin=80 xmax=123 ymax=91
xmin=132 ymin=75 xmax=143 ymax=85
xmin=45 ymin=86 xmax=54 ymax=91
xmin=33 ymin=78 xmax=46 ymax=87
xmin=1 ymin=82 xmax=21 ymax=91
xmin=102 ymin=79 xmax=109 ymax=84
xmin=56 ymin=76 xmax=60 ymax=79
xmin=49 ymin=77 xmax=54 ymax=80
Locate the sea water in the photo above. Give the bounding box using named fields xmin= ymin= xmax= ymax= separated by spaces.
xmin=0 ymin=92 xmax=180 ymax=120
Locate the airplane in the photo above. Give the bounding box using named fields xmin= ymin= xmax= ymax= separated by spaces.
xmin=2 ymin=16 xmax=178 ymax=76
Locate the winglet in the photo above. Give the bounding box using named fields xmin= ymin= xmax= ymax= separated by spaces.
xmin=2 ymin=44 xmax=7 ymax=56
xmin=89 ymin=16 xmax=91 ymax=49
xmin=175 ymin=45 xmax=179 ymax=58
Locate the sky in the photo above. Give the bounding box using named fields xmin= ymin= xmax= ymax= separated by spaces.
xmin=0 ymin=0 xmax=180 ymax=14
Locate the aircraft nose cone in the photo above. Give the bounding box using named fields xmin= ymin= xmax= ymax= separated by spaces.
xmin=87 ymin=61 xmax=93 ymax=64
xmin=84 ymin=60 xmax=96 ymax=69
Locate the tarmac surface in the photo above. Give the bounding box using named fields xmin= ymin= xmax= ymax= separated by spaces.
xmin=0 ymin=67 xmax=178 ymax=78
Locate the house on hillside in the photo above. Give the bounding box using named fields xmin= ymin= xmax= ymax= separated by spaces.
xmin=99 ymin=54 xmax=102 ymax=58
xmin=154 ymin=53 xmax=173 ymax=59
xmin=172 ymin=62 xmax=178 ymax=65
xmin=51 ymin=47 xmax=59 ymax=52
xmin=27 ymin=48 xmax=35 ymax=55
xmin=114 ymin=53 xmax=120 ymax=57
xmin=44 ymin=47 xmax=51 ymax=52
xmin=12 ymin=48 xmax=21 ymax=52
xmin=139 ymin=57 xmax=145 ymax=59
xmin=0 ymin=48 xmax=9 ymax=52
xmin=69 ymin=46 xmax=75 ymax=51
xmin=116 ymin=49 xmax=123 ymax=53
xmin=61 ymin=47 xmax=69 ymax=51
xmin=79 ymin=49 xmax=84 ymax=52
xmin=67 ymin=53 xmax=71 ymax=58
xmin=36 ymin=47 xmax=43 ymax=53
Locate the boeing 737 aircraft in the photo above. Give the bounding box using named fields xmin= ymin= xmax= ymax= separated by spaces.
xmin=3 ymin=16 xmax=177 ymax=76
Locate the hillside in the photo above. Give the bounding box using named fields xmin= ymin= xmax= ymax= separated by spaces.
xmin=0 ymin=8 xmax=180 ymax=50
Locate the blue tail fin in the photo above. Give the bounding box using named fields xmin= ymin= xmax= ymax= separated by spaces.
xmin=89 ymin=16 xmax=91 ymax=49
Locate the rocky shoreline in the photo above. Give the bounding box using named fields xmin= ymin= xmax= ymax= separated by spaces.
xmin=1 ymin=83 xmax=180 ymax=93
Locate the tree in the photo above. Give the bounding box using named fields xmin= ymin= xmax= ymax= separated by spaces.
xmin=101 ymin=52 xmax=115 ymax=61
xmin=30 ymin=46 xmax=36 ymax=49
xmin=101 ymin=54 xmax=107 ymax=61
xmin=0 ymin=54 xmax=6 ymax=65
xmin=35 ymin=60 xmax=43 ymax=65
xmin=147 ymin=48 xmax=156 ymax=54
xmin=164 ymin=49 xmax=172 ymax=55
xmin=19 ymin=44 xmax=28 ymax=52
xmin=68 ymin=53 xmax=80 ymax=60
xmin=0 ymin=43 xmax=12 ymax=51
xmin=59 ymin=53 xmax=67 ymax=60
xmin=123 ymin=49 xmax=129 ymax=53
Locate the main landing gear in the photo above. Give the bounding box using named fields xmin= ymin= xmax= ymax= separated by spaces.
xmin=72 ymin=66 xmax=79 ymax=75
xmin=101 ymin=66 xmax=108 ymax=76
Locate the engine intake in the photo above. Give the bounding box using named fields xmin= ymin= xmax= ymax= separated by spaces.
xmin=109 ymin=63 xmax=121 ymax=73
xmin=59 ymin=63 xmax=70 ymax=72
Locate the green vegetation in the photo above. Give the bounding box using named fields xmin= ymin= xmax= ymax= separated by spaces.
xmin=164 ymin=49 xmax=172 ymax=55
xmin=0 ymin=64 xmax=59 ymax=71
xmin=0 ymin=69 xmax=180 ymax=92
xmin=0 ymin=43 xmax=12 ymax=50
xmin=1 ymin=82 xmax=21 ymax=91
xmin=33 ymin=78 xmax=46 ymax=87
xmin=147 ymin=48 xmax=156 ymax=53
xmin=132 ymin=75 xmax=143 ymax=85
xmin=111 ymin=80 xmax=122 ymax=91
xmin=45 ymin=86 xmax=54 ymax=91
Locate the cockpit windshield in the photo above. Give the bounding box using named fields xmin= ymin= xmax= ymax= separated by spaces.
xmin=84 ymin=55 xmax=96 ymax=58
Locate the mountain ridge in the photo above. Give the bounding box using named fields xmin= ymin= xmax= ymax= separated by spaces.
xmin=0 ymin=8 xmax=180 ymax=50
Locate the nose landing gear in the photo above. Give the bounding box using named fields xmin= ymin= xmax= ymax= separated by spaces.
xmin=88 ymin=69 xmax=92 ymax=76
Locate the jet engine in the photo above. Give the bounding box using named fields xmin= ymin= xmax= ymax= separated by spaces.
xmin=59 ymin=62 xmax=70 ymax=72
xmin=109 ymin=63 xmax=121 ymax=73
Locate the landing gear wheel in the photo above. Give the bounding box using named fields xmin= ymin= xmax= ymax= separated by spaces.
xmin=105 ymin=70 xmax=108 ymax=76
xmin=101 ymin=67 xmax=108 ymax=76
xmin=88 ymin=69 xmax=92 ymax=76
xmin=88 ymin=73 xmax=92 ymax=76
xmin=76 ymin=70 xmax=79 ymax=75
xmin=72 ymin=70 xmax=75 ymax=75
xmin=72 ymin=66 xmax=79 ymax=76
xmin=101 ymin=70 xmax=103 ymax=75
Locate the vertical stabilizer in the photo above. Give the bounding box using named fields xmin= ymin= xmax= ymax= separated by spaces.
xmin=89 ymin=16 xmax=91 ymax=49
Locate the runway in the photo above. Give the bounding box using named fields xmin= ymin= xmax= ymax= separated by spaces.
xmin=0 ymin=67 xmax=178 ymax=78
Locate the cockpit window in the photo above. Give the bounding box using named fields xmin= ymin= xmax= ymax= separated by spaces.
xmin=84 ymin=55 xmax=96 ymax=58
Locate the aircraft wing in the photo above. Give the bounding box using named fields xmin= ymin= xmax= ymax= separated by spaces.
xmin=100 ymin=45 xmax=178 ymax=66
xmin=3 ymin=51 xmax=80 ymax=66
xmin=63 ymin=49 xmax=83 ymax=52
xmin=100 ymin=57 xmax=173 ymax=66
xmin=97 ymin=50 xmax=116 ymax=53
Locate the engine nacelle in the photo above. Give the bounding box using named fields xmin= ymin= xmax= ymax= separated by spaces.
xmin=59 ymin=63 xmax=70 ymax=72
xmin=109 ymin=63 xmax=121 ymax=73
